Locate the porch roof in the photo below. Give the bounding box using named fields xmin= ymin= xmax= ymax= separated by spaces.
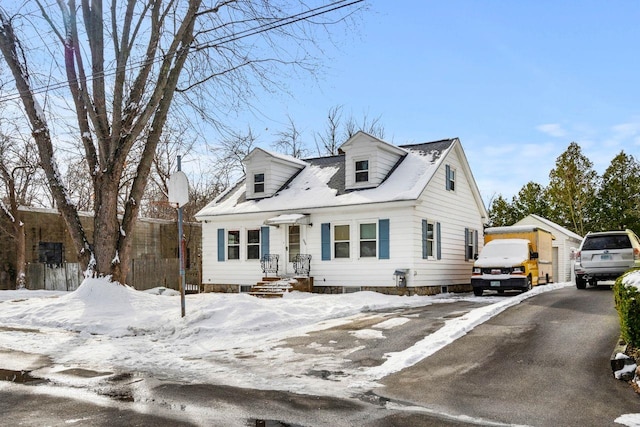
xmin=263 ymin=213 xmax=311 ymax=226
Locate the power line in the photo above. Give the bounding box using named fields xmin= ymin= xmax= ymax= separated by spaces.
xmin=0 ymin=0 xmax=363 ymax=104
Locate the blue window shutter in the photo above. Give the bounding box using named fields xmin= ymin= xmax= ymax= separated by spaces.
xmin=464 ymin=227 xmax=469 ymax=260
xmin=474 ymin=229 xmax=479 ymax=259
xmin=379 ymin=219 xmax=390 ymax=260
xmin=260 ymin=226 xmax=270 ymax=257
xmin=436 ymin=222 xmax=442 ymax=260
xmin=321 ymin=223 xmax=331 ymax=261
xmin=445 ymin=165 xmax=451 ymax=191
xmin=421 ymin=220 xmax=427 ymax=259
xmin=217 ymin=228 xmax=225 ymax=262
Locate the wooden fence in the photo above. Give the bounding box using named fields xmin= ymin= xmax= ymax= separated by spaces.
xmin=27 ymin=263 xmax=83 ymax=291
xmin=26 ymin=260 xmax=199 ymax=292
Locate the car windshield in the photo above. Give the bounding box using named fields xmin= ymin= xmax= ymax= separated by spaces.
xmin=582 ymin=235 xmax=631 ymax=251
xmin=480 ymin=241 xmax=528 ymax=259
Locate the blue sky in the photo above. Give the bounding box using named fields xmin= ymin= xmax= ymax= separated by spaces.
xmin=229 ymin=1 xmax=640 ymax=206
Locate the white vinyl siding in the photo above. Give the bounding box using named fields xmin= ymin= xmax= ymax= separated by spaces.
xmin=412 ymin=148 xmax=486 ymax=286
xmin=200 ymin=215 xmax=276 ymax=286
xmin=306 ymin=204 xmax=408 ymax=287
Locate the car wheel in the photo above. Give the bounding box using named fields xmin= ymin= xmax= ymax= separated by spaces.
xmin=522 ymin=276 xmax=533 ymax=293
xmin=576 ymin=276 xmax=587 ymax=289
xmin=473 ymin=288 xmax=483 ymax=296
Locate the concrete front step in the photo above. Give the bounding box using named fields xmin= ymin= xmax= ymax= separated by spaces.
xmin=249 ymin=279 xmax=294 ymax=298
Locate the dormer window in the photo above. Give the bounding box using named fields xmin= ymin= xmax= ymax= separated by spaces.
xmin=253 ymin=173 xmax=265 ymax=194
xmin=355 ymin=160 xmax=369 ymax=183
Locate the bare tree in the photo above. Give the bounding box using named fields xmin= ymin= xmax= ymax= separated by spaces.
xmin=0 ymin=118 xmax=43 ymax=289
xmin=273 ymin=114 xmax=307 ymax=158
xmin=313 ymin=105 xmax=386 ymax=156
xmin=214 ymin=125 xmax=260 ymax=183
xmin=314 ymin=104 xmax=343 ymax=156
xmin=138 ymin=123 xmax=197 ymax=220
xmin=62 ymin=157 xmax=94 ymax=212
xmin=0 ymin=1 xmax=363 ymax=284
xmin=344 ymin=110 xmax=385 ymax=141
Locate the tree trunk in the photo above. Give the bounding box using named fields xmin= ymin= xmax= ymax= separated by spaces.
xmin=93 ymin=178 xmax=121 ymax=281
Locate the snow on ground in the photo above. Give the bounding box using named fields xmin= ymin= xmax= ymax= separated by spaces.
xmin=0 ymin=278 xmax=638 ymax=425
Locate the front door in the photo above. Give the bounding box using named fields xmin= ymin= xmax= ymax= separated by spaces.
xmin=286 ymin=225 xmax=301 ymax=275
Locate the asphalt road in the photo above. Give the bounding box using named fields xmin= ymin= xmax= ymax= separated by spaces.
xmin=377 ymin=286 xmax=640 ymax=426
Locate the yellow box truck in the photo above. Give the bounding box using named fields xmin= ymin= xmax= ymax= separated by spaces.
xmin=471 ymin=225 xmax=554 ymax=296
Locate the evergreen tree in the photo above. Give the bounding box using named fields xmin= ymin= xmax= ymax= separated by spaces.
xmin=593 ymin=151 xmax=640 ymax=235
xmin=512 ymin=181 xmax=551 ymax=221
xmin=547 ymin=142 xmax=599 ymax=236
xmin=487 ymin=194 xmax=518 ymax=227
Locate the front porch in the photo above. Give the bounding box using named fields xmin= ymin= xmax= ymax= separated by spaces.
xmin=249 ymin=253 xmax=313 ymax=297
xmin=201 ymin=253 xmax=313 ymax=296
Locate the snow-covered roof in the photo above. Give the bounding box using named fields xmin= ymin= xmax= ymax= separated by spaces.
xmin=196 ymin=138 xmax=456 ymax=218
xmin=485 ymin=225 xmax=553 ymax=235
xmin=244 ymin=147 xmax=308 ymax=167
xmin=518 ymin=214 xmax=583 ymax=241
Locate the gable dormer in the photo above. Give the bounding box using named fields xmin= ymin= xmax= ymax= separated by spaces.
xmin=339 ymin=131 xmax=406 ymax=190
xmin=243 ymin=148 xmax=307 ymax=200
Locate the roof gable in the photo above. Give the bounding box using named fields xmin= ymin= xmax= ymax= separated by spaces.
xmin=339 ymin=131 xmax=407 ymax=190
xmin=243 ymin=147 xmax=306 ymax=200
xmin=515 ymin=214 xmax=583 ymax=241
xmin=243 ymin=147 xmax=307 ymax=167
xmin=339 ymin=131 xmax=406 ymax=156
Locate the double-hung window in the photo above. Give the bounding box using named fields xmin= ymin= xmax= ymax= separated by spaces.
xmin=422 ymin=220 xmax=441 ymax=260
xmin=445 ymin=165 xmax=456 ymax=191
xmin=334 ymin=224 xmax=350 ymax=258
xmin=322 ymin=220 xmax=389 ymax=261
xmin=465 ymin=228 xmax=477 ymax=261
xmin=227 ymin=230 xmax=240 ymax=260
xmin=247 ymin=229 xmax=260 ymax=260
xmin=359 ymin=223 xmax=377 ymax=257
xmin=426 ymin=221 xmax=435 ymax=257
xmin=355 ymin=160 xmax=369 ymax=183
xmin=253 ymin=173 xmax=265 ymax=194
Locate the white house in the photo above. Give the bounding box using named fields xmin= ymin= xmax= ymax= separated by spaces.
xmin=195 ymin=132 xmax=489 ymax=294
xmin=513 ymin=214 xmax=583 ymax=282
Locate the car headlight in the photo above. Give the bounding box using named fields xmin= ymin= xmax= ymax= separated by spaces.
xmin=512 ymin=266 xmax=525 ymax=274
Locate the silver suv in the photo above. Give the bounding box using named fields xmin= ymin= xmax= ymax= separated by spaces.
xmin=574 ymin=229 xmax=640 ymax=289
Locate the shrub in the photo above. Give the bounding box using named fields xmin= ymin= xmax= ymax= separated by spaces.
xmin=614 ymin=269 xmax=640 ymax=348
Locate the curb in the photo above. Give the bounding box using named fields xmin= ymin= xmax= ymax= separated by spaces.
xmin=611 ymin=337 xmax=640 ymax=390
xmin=611 ymin=337 xmax=636 ymax=374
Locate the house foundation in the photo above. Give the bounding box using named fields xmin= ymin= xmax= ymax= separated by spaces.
xmin=202 ymin=281 xmax=473 ymax=296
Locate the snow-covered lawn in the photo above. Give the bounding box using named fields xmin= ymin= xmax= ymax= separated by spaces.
xmin=0 ymin=279 xmax=563 ymax=391
xmin=0 ymin=278 xmax=638 ymax=425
